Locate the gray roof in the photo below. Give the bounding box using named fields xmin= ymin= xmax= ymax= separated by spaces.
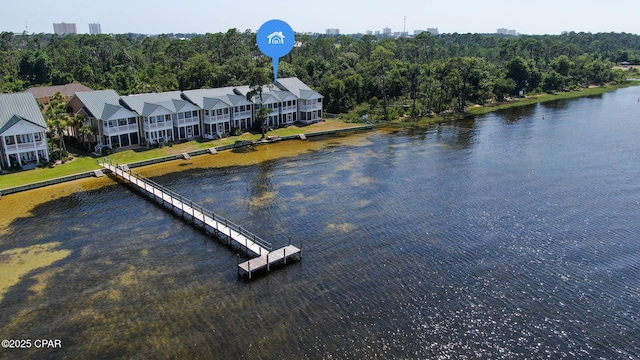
xmin=120 ymin=91 xmax=185 ymax=115
xmin=276 ymin=77 xmax=323 ymax=100
xmin=0 ymin=92 xmax=47 ymax=134
xmin=234 ymin=84 xmax=295 ymax=105
xmin=183 ymin=87 xmax=252 ymax=110
xmin=73 ymin=90 xmax=137 ymax=120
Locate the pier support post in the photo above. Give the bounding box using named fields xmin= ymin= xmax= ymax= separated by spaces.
xmin=267 ymin=253 xmax=270 ymax=271
xmin=284 ymin=247 xmax=287 ymax=265
xmin=300 ymin=240 xmax=302 ymax=261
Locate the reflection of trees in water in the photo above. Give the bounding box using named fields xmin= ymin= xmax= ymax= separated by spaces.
xmin=495 ymin=104 xmax=537 ymax=123
xmin=425 ymin=119 xmax=477 ymax=149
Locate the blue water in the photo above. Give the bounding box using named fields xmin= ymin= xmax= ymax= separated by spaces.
xmin=2 ymin=87 xmax=640 ymax=359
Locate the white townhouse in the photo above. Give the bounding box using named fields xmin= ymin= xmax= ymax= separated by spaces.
xmin=183 ymin=88 xmax=254 ymax=138
xmin=0 ymin=93 xmax=50 ymax=169
xmin=68 ymin=90 xmax=140 ymax=152
xmin=234 ymin=85 xmax=299 ymax=128
xmin=120 ymin=92 xmax=200 ymax=145
xmin=276 ymin=77 xmax=324 ymax=125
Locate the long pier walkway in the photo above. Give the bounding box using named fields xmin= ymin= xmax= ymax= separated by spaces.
xmin=100 ymin=158 xmax=300 ymax=279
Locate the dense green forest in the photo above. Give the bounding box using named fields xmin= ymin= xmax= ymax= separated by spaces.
xmin=1 ymin=30 xmax=639 ymax=119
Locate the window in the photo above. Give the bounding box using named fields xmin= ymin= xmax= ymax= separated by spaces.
xmin=318 ymin=98 xmax=322 ymax=103
xmin=293 ymin=100 xmax=296 ymax=105
xmin=224 ymin=108 xmax=229 ymax=114
xmin=129 ymin=117 xmax=137 ymax=124
xmin=287 ymin=101 xmax=292 ymax=107
xmin=158 ymin=115 xmax=165 ymax=122
xmin=240 ymin=105 xmax=245 ymax=112
xmin=178 ymin=112 xmax=184 ymax=119
xmin=34 ymin=133 xmax=42 ymax=141
xmin=246 ymin=105 xmax=251 ymax=111
xmin=165 ymin=114 xmax=171 ymax=121
xmin=205 ymin=110 xmax=209 ymax=116
xmin=119 ymin=118 xmax=127 ymax=126
xmin=192 ymin=111 xmax=198 ymax=117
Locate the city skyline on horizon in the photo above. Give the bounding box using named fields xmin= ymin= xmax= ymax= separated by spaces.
xmin=2 ymin=0 xmax=639 ymax=36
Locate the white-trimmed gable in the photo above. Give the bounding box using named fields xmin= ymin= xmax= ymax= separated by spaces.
xmin=1 ymin=118 xmax=46 ymax=136
xmin=105 ymin=107 xmax=138 ymax=122
xmin=146 ymin=104 xmax=173 ymax=118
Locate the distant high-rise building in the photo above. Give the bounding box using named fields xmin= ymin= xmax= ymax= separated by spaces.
xmin=382 ymin=27 xmax=392 ymax=35
xmin=89 ymin=23 xmax=102 ymax=35
xmin=326 ymin=28 xmax=340 ymax=35
xmin=427 ymin=28 xmax=439 ymax=35
xmin=53 ymin=22 xmax=77 ymax=35
xmin=414 ymin=30 xmax=425 ymax=35
xmin=497 ymin=28 xmax=518 ymax=36
xmin=366 ymin=30 xmax=373 ymax=35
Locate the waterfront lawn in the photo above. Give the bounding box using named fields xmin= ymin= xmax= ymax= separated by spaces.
xmin=0 ymin=119 xmax=358 ymax=190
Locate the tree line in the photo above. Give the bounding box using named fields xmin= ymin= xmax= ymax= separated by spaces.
xmin=1 ymin=30 xmax=639 ymax=120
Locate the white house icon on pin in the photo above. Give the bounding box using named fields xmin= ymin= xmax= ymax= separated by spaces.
xmin=267 ymin=31 xmax=285 ymax=44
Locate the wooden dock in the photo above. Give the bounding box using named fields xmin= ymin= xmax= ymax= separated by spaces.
xmin=100 ymin=158 xmax=300 ymax=279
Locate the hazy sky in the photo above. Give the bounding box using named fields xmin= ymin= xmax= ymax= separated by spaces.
xmin=2 ymin=0 xmax=639 ymax=36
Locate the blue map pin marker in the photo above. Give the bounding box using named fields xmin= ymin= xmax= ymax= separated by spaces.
xmin=257 ymin=19 xmax=295 ymax=83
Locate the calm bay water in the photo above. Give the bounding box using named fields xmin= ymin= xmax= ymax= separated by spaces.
xmin=2 ymin=87 xmax=640 ymax=359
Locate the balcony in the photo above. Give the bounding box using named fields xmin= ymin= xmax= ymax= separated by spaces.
xmin=233 ymin=110 xmax=252 ymax=119
xmin=204 ymin=114 xmax=231 ymax=124
xmin=300 ymin=103 xmax=322 ymax=112
xmin=103 ymin=123 xmax=139 ymax=135
xmin=143 ymin=120 xmax=173 ymax=131
xmin=4 ymin=140 xmax=47 ymax=151
xmin=173 ymin=116 xmax=200 ymax=126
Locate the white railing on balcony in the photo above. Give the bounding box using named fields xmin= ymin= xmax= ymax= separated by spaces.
xmin=4 ymin=140 xmax=47 ymax=151
xmin=104 ymin=123 xmax=138 ymax=135
xmin=143 ymin=121 xmax=173 ymax=131
xmin=173 ymin=116 xmax=200 ymax=126
xmin=233 ymin=110 xmax=252 ymax=118
xmin=204 ymin=114 xmax=231 ymax=124
xmin=300 ymin=103 xmax=322 ymax=112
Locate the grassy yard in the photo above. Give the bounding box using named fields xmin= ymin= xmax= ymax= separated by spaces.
xmin=0 ymin=119 xmax=360 ymax=190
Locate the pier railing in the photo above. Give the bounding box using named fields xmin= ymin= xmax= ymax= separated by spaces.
xmin=101 ymin=157 xmax=272 ymax=252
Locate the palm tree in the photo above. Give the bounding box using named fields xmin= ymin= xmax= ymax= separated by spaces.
xmin=43 ymin=91 xmax=73 ymax=156
xmin=78 ymin=124 xmax=94 ymax=151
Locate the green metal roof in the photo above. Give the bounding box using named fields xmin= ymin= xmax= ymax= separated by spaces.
xmin=120 ymin=91 xmax=184 ymax=115
xmin=276 ymin=77 xmax=323 ymax=100
xmin=72 ymin=90 xmax=137 ymax=120
xmin=0 ymin=92 xmax=47 ymax=134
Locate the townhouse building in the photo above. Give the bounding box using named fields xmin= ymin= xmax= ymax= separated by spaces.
xmin=182 ymin=87 xmax=254 ymax=138
xmin=3 ymin=77 xmax=323 ymax=166
xmin=276 ymin=77 xmax=323 ymax=125
xmin=67 ymin=90 xmax=141 ymax=152
xmin=233 ymin=84 xmax=299 ymax=128
xmin=0 ymin=93 xmax=50 ymax=169
xmin=120 ymin=92 xmax=201 ymax=145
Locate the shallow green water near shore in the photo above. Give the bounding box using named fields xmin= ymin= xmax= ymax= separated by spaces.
xmin=1 ymin=87 xmax=640 ymax=359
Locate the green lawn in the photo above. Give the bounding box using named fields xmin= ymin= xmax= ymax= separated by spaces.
xmin=0 ymin=119 xmax=359 ymax=190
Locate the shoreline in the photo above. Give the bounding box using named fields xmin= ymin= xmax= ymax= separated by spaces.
xmin=2 ymin=81 xmax=638 ymax=195
xmin=0 ymin=125 xmax=373 ymax=196
xmin=371 ymin=81 xmax=640 ymax=128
